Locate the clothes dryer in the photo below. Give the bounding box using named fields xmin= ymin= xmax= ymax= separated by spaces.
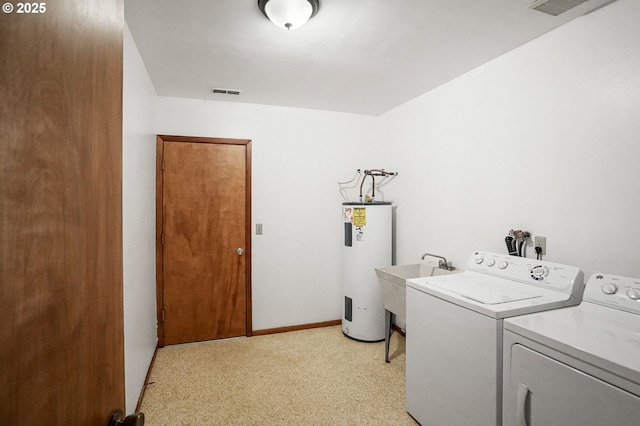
xmin=405 ymin=251 xmax=584 ymax=426
xmin=502 ymin=273 xmax=640 ymax=426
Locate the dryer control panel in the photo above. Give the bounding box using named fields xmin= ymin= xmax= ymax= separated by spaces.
xmin=469 ymin=251 xmax=584 ymax=298
xmin=584 ymin=273 xmax=640 ymax=315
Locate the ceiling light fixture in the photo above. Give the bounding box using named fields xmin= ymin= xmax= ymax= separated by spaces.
xmin=258 ymin=0 xmax=320 ymax=31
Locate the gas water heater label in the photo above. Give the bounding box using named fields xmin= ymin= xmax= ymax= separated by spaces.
xmin=353 ymin=208 xmax=366 ymax=226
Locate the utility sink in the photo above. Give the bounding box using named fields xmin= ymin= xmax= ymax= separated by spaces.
xmin=375 ymin=263 xmax=458 ymax=319
xmin=375 ymin=262 xmax=461 ymax=363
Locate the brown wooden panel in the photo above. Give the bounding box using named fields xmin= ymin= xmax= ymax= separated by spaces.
xmin=157 ymin=135 xmax=250 ymax=145
xmin=156 ymin=136 xmax=165 ymax=346
xmin=252 ymin=320 xmax=342 ymax=336
xmin=244 ymin=141 xmax=253 ymax=337
xmin=0 ymin=0 xmax=125 ymax=424
xmin=162 ymin=141 xmax=247 ymax=344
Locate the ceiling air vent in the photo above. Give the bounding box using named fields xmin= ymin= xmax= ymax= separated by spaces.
xmin=212 ymin=88 xmax=242 ymax=96
xmin=527 ymin=0 xmax=589 ymax=16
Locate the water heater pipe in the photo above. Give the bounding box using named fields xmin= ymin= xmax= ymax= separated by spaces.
xmin=359 ymin=169 xmax=397 ymax=201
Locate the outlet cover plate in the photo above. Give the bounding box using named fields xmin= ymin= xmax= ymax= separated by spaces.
xmin=534 ymin=236 xmax=546 ymax=255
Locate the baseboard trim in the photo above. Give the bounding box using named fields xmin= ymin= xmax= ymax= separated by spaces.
xmin=252 ymin=320 xmax=405 ymax=337
xmin=392 ymin=324 xmax=406 ymax=337
xmin=252 ymin=319 xmax=341 ymax=336
xmin=135 ymin=343 xmax=159 ymax=413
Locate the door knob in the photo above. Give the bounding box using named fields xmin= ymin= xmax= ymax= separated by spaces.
xmin=236 ymin=248 xmax=244 ymax=256
xmin=109 ymin=410 xmax=144 ymax=426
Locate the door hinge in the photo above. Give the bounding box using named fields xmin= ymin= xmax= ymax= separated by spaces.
xmin=161 ymin=233 xmax=165 ymax=245
xmin=162 ymin=155 xmax=165 ymax=170
xmin=162 ymin=309 xmax=165 ymax=322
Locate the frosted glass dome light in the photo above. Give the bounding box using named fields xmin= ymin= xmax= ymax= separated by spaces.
xmin=258 ymin=0 xmax=320 ymax=30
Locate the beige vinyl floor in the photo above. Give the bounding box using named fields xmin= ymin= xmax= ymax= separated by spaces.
xmin=140 ymin=325 xmax=418 ymax=425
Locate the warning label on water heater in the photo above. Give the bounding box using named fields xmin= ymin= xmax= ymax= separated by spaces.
xmin=353 ymin=208 xmax=366 ymax=226
xmin=343 ymin=207 xmax=353 ymax=223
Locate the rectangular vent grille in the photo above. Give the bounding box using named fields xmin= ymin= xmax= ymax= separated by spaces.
xmin=212 ymin=88 xmax=242 ymax=95
xmin=527 ymin=0 xmax=589 ymax=16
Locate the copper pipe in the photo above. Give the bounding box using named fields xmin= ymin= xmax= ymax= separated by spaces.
xmin=359 ymin=169 xmax=397 ymax=201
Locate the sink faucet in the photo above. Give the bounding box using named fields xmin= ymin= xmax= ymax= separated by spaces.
xmin=421 ymin=253 xmax=456 ymax=271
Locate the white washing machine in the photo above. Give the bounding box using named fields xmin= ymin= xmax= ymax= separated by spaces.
xmin=502 ymin=273 xmax=640 ymax=426
xmin=405 ymin=251 xmax=584 ymax=426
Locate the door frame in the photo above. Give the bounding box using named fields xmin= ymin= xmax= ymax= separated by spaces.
xmin=155 ymin=135 xmax=253 ymax=347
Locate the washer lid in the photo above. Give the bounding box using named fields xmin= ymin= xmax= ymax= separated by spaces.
xmin=407 ymin=271 xmax=576 ymax=318
xmin=429 ymin=278 xmax=541 ymax=305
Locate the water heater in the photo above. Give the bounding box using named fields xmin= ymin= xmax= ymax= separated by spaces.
xmin=342 ymin=202 xmax=392 ymax=341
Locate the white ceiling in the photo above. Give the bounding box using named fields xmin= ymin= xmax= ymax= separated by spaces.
xmin=125 ymin=0 xmax=616 ymax=116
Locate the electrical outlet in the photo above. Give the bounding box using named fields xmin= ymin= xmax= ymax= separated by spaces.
xmin=534 ymin=236 xmax=546 ymax=255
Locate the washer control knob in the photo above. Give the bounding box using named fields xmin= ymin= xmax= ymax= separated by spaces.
xmin=475 ymin=255 xmax=484 ymax=264
xmin=486 ymin=258 xmax=496 ymax=267
xmin=531 ymin=265 xmax=547 ymax=281
xmin=627 ymin=288 xmax=640 ymax=300
xmin=498 ymin=261 xmax=508 ymax=269
xmin=601 ymin=283 xmax=618 ymax=295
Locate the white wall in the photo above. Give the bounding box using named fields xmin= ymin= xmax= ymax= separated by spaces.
xmin=124 ymin=0 xmax=639 ymax=395
xmin=123 ymin=22 xmax=158 ymax=414
xmin=377 ymin=0 xmax=640 ymax=279
xmin=156 ymin=98 xmax=387 ymax=330
xmin=153 ymin=0 xmax=639 ymax=334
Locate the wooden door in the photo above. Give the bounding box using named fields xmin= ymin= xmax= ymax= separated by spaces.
xmin=157 ymin=136 xmax=252 ymax=346
xmin=0 ymin=0 xmax=126 ymax=424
